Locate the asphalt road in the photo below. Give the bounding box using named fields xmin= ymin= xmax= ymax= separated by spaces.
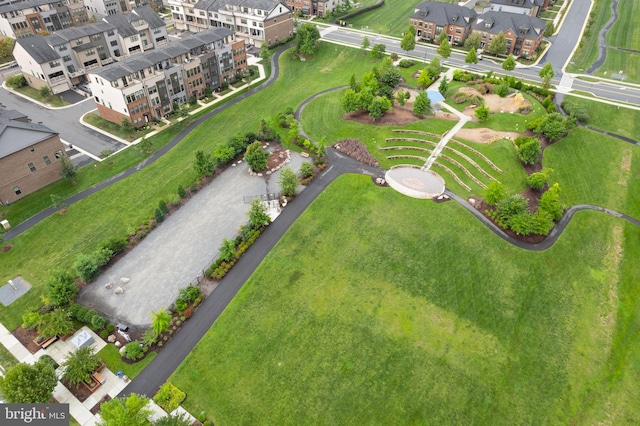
xmin=0 ymin=70 xmax=126 ymax=159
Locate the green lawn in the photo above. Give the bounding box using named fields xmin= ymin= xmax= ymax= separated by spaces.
xmin=13 ymin=86 xmax=69 ymax=107
xmin=170 ymin=173 xmax=640 ymax=424
xmin=596 ymin=0 xmax=640 ymax=81
xmin=0 ymin=42 xmax=373 ymax=330
xmin=560 ymin=96 xmax=640 ymax=141
xmin=348 ymin=0 xmax=456 ymax=37
xmin=0 ymin=342 xmax=18 ymax=370
xmin=566 ymin=0 xmax=612 ymax=73
xmin=97 ymin=344 xmax=156 ymax=379
xmin=83 ymin=113 xmax=155 ymax=142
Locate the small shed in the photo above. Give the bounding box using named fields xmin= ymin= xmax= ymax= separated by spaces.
xmin=70 ymin=330 xmax=94 ymax=349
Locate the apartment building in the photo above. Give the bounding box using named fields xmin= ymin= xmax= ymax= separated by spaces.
xmin=472 ymin=11 xmax=545 ymax=58
xmin=168 ymin=0 xmax=293 ymax=47
xmin=88 ymin=27 xmax=247 ymax=126
xmin=483 ymin=0 xmax=549 ymax=18
xmin=83 ymin=0 xmax=130 ymax=17
xmin=11 ymin=6 xmax=168 ymax=92
xmin=0 ymin=108 xmax=66 ymax=204
xmin=102 ymin=5 xmax=168 ymax=54
xmin=410 ymin=1 xmax=477 ymax=45
xmin=0 ymin=0 xmax=89 ymax=39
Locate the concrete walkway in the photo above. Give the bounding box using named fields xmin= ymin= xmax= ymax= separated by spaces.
xmin=0 ymin=325 xmax=126 ymax=426
xmin=423 ymin=70 xmax=472 ymax=171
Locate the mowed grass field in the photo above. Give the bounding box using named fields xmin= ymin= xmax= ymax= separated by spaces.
xmin=598 ymin=0 xmax=640 ymax=81
xmin=171 ymin=173 xmax=640 ymax=424
xmin=0 ymin=43 xmax=374 ymax=330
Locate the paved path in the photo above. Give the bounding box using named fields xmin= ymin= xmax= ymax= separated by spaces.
xmin=586 ymin=0 xmax=619 ymax=73
xmin=1 ymin=48 xmax=286 ymax=243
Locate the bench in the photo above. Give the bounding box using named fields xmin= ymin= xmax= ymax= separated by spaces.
xmin=41 ymin=336 xmax=58 ymax=349
xmin=92 ymin=372 xmax=106 ymax=385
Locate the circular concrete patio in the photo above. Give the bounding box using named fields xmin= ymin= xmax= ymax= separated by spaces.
xmin=385 ymin=166 xmax=445 ymax=199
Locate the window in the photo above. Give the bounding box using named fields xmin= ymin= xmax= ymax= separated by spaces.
xmin=110 ymin=40 xmax=118 ymax=46
xmin=63 ymin=55 xmax=71 ymax=62
xmin=43 ymin=155 xmax=51 ymax=165
xmin=28 ymin=162 xmax=36 ymax=172
xmin=13 ymin=186 xmax=21 ymax=195
xmin=59 ymin=45 xmax=67 ymax=51
xmin=130 ymin=35 xmax=138 ymax=42
xmin=54 ymin=150 xmax=63 ymax=159
xmin=76 ymin=38 xmax=83 ymax=45
xmin=49 ymin=60 xmax=60 ymax=67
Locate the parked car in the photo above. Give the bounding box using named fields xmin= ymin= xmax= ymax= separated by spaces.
xmin=77 ymin=83 xmax=92 ymax=95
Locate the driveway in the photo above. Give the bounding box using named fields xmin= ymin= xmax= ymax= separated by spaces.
xmin=78 ymin=153 xmax=307 ymax=327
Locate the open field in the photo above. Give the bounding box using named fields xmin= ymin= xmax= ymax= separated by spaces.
xmin=566 ymin=0 xmax=612 ymax=74
xmin=560 ymin=96 xmax=640 ymax=141
xmin=0 ymin=43 xmax=374 ymax=330
xmin=171 ymin=173 xmax=640 ymax=424
xmin=596 ymin=0 xmax=640 ymax=81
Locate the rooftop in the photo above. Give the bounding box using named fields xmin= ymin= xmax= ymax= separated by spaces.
xmin=0 ymin=115 xmax=58 ymax=159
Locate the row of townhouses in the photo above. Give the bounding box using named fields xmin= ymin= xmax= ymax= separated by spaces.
xmin=87 ymin=27 xmax=247 ymax=126
xmin=284 ymin=0 xmax=344 ymax=18
xmin=410 ymin=1 xmax=548 ymax=58
xmin=167 ymin=0 xmax=293 ymax=47
xmin=12 ymin=5 xmax=167 ymax=93
xmin=0 ymin=0 xmax=89 ymax=38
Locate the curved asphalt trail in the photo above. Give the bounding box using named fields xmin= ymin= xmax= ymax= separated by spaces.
xmin=1 ymin=47 xmax=288 ymax=242
xmin=586 ymin=0 xmax=619 ymax=73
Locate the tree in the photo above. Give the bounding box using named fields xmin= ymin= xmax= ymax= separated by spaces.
xmin=502 ymin=55 xmax=516 ymax=71
xmin=260 ymin=42 xmax=269 ymax=61
xmin=495 ymin=82 xmax=510 ymax=97
xmin=436 ymin=38 xmax=451 ymax=58
xmin=38 ymin=308 xmax=74 ymax=338
xmin=436 ymin=31 xmax=448 ymax=45
xmin=539 ymin=63 xmax=555 ymax=89
xmin=60 ymin=156 xmax=76 ymax=181
xmin=123 ymin=341 xmax=145 ymax=360
xmin=427 ymin=57 xmax=441 ymax=79
xmin=368 ymin=96 xmax=391 ymax=120
xmin=62 ymin=346 xmax=101 ymax=386
xmin=370 ymin=43 xmax=386 ymax=59
xmin=539 ymin=183 xmax=563 ymax=220
xmin=484 ymin=181 xmax=506 ymax=206
xmin=348 ymin=74 xmax=357 ymax=91
xmin=219 ymin=238 xmax=236 ymax=262
xmin=438 ymin=76 xmax=449 ymax=96
xmin=121 ymin=117 xmax=135 ymax=134
xmin=177 ymin=185 xmax=187 ymax=198
xmin=361 ymin=36 xmax=370 ymax=53
xmin=544 ymin=22 xmax=555 ymax=37
xmin=517 ymin=138 xmax=541 ymax=165
xmin=97 ymin=393 xmax=153 ymax=426
xmin=465 ymin=48 xmax=478 ymax=64
xmin=412 ymin=91 xmax=431 ymax=116
xmin=0 ymin=37 xmax=15 ymax=58
xmin=0 ymin=359 xmax=57 ymax=403
xmin=278 ymin=167 xmax=298 ymax=197
xmin=417 ymin=69 xmax=432 ymax=89
xmin=46 ymin=268 xmax=78 ymax=305
xmin=151 ymin=308 xmax=171 ymax=336
xmin=340 ymin=89 xmax=361 ymax=113
xmin=396 ymin=89 xmax=408 ymax=106
xmin=295 ymin=23 xmax=320 ymax=57
xmin=248 ymin=197 xmax=270 ymax=229
xmin=529 ymin=112 xmax=567 ymax=141
xmin=75 ymin=253 xmax=99 ymax=282
xmin=193 ymin=150 xmax=215 ymax=176
xmin=488 ymin=32 xmax=507 ymax=56
xmin=244 ymin=141 xmax=269 ymax=172
xmin=300 ymin=162 xmax=314 ymax=179
xmin=463 ymin=33 xmax=481 ymax=50
xmin=475 ymin=103 xmax=490 ymax=122
xmin=400 ymin=26 xmax=416 ymax=53
xmin=138 ymin=135 xmax=152 ymax=153
xmin=528 ymin=170 xmax=550 ymax=190
xmin=159 ymin=200 xmax=169 ymax=214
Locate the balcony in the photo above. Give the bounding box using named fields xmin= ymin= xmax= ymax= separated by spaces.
xmin=85 ymin=63 xmax=100 ymax=71
xmin=68 ymin=69 xmax=85 ymax=78
xmin=49 ymin=75 xmax=67 ymax=84
xmin=101 ymin=57 xmax=114 ymax=65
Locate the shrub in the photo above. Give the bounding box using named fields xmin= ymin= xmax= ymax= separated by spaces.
xmin=177 ymin=185 xmax=187 ymax=198
xmin=106 ymin=324 xmax=115 ymax=333
xmin=516 ymin=138 xmax=542 ymax=165
xmin=91 ymin=314 xmax=108 ymax=330
xmin=123 ymin=342 xmax=146 ymax=361
xmin=244 ymin=141 xmax=269 ymax=172
xmin=142 ymin=329 xmax=157 ymax=347
xmin=175 ymin=298 xmax=188 ymax=313
xmin=469 ymin=95 xmax=484 ymax=106
xmin=495 ymin=83 xmax=510 ymax=98
xmin=452 ymin=92 xmax=470 ymax=104
xmin=5 ymin=74 xmax=26 ymax=88
xmin=45 ymin=269 xmax=78 ymax=306
xmin=561 ymin=101 xmax=590 ymax=123
xmin=495 ymin=194 xmax=529 ymax=226
xmin=99 ymin=237 xmax=127 ymax=255
xmin=39 ymin=354 xmax=58 ymax=370
xmin=153 ymin=382 xmax=186 ymax=413
xmin=179 ymin=285 xmax=201 ymax=303
xmin=92 ymin=247 xmax=113 ymax=268
xmin=159 ymin=200 xmax=169 ymax=214
xmin=100 ymin=330 xmax=109 ymax=339
xmin=74 ymin=254 xmax=99 ymax=282
xmin=398 ymin=59 xmax=416 ymax=68
xmin=528 ymin=171 xmax=548 ymax=190
xmin=300 ymin=162 xmax=314 ymax=179
xmin=154 ymin=208 xmax=165 ymax=224
xmin=22 ymin=312 xmax=41 ymax=330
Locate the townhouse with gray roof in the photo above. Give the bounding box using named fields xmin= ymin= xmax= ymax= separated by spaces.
xmin=472 ymin=11 xmax=545 ymax=58
xmin=483 ymin=0 xmax=549 ymax=18
xmin=87 ymin=27 xmax=246 ymax=126
xmin=168 ymin=0 xmax=293 ymax=47
xmin=410 ymin=1 xmax=478 ymax=45
xmin=0 ymin=0 xmax=88 ymax=39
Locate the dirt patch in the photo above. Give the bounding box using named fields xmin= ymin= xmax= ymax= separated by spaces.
xmin=12 ymin=326 xmax=42 ymax=354
xmin=458 ymin=87 xmax=532 ymax=115
xmin=90 ymin=395 xmax=111 ymax=415
xmin=618 ymin=147 xmax=632 ymax=187
xmin=1 ymin=245 xmax=12 ymax=252
xmin=454 ymin=127 xmax=529 ymax=144
xmin=266 ymin=146 xmax=288 ymax=171
xmin=343 ymin=104 xmax=426 ymax=126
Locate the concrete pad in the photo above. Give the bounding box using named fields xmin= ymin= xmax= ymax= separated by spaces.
xmin=386 ymin=166 xmax=446 ymax=199
xmin=69 ymin=402 xmax=94 ymax=426
xmin=78 ymin=154 xmax=307 ymax=326
xmin=171 ymin=406 xmax=196 ymax=423
xmin=53 ymin=381 xmax=74 ymax=403
xmin=147 ymin=401 xmax=168 ymax=422
xmin=0 ymin=276 xmax=31 ymax=306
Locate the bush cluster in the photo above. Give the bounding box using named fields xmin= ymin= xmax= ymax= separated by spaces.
xmin=207 ymin=228 xmax=261 ymax=280
xmin=68 ymin=303 xmax=109 ymax=330
xmin=153 ymin=382 xmax=186 ymax=413
xmin=398 ymin=59 xmax=416 ymax=68
xmin=560 ymin=100 xmax=590 ymax=123
xmin=74 ymin=237 xmax=126 ymax=282
xmin=174 ymin=285 xmax=201 ymax=314
xmin=123 ymin=341 xmax=146 ymax=361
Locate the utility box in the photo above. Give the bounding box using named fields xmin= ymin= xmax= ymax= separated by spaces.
xmin=0 ymin=220 xmax=10 ymax=230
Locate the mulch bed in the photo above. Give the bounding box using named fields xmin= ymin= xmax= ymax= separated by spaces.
xmin=61 ymin=378 xmax=94 ymax=402
xmin=13 ymin=326 xmax=42 ymax=354
xmin=473 ymin=197 xmax=547 ymax=245
xmin=90 ymin=395 xmax=111 ymax=415
xmin=333 ymin=139 xmax=379 ymax=167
